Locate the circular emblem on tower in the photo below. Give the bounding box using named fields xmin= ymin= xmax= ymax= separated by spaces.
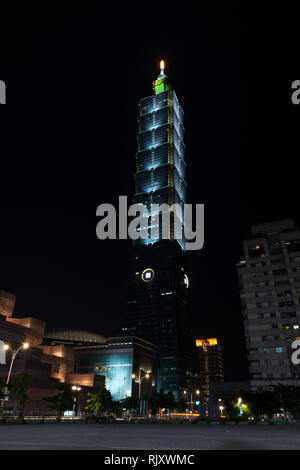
xmin=141 ymin=268 xmax=155 ymax=283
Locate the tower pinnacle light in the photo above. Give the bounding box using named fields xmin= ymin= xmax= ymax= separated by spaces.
xmin=158 ymin=59 xmax=167 ymax=80
xmin=159 ymin=60 xmax=165 ymax=75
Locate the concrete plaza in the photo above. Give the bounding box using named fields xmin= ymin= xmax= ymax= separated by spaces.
xmin=0 ymin=423 xmax=300 ymax=450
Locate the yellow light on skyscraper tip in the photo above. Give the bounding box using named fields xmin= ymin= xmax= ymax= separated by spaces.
xmin=160 ymin=60 xmax=165 ymax=71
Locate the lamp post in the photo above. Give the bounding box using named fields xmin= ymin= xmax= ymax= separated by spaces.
xmin=183 ymin=389 xmax=200 ymax=412
xmin=71 ymin=386 xmax=81 ymax=416
xmin=132 ymin=370 xmax=150 ymax=416
xmin=0 ymin=342 xmax=29 ymax=410
xmin=132 ymin=370 xmax=150 ymax=400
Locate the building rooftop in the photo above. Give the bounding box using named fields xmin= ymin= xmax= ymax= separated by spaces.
xmin=44 ymin=329 xmax=106 ymax=344
xmin=250 ymin=218 xmax=296 ymax=236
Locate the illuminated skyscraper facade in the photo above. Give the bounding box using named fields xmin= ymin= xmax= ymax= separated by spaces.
xmin=122 ymin=63 xmax=198 ymax=399
xmin=134 ymin=60 xmax=186 ymax=249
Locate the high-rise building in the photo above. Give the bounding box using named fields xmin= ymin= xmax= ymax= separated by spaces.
xmin=122 ymin=62 xmax=198 ymax=399
xmin=196 ymin=338 xmax=224 ymax=387
xmin=237 ymin=218 xmax=300 ymax=391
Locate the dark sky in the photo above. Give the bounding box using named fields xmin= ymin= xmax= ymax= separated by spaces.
xmin=1 ymin=5 xmax=299 ymax=380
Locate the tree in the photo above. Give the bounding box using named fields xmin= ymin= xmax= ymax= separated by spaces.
xmin=11 ymin=372 xmax=31 ymax=418
xmin=0 ymin=377 xmax=6 ymax=402
xmin=222 ymin=395 xmax=251 ymax=419
xmin=85 ymin=389 xmax=113 ymax=416
xmin=274 ymin=384 xmax=300 ymax=416
xmin=43 ymin=383 xmax=73 ymax=418
xmin=175 ymin=399 xmax=188 ymax=413
xmin=0 ymin=377 xmax=7 ymax=414
xmin=148 ymin=390 xmax=177 ymax=415
xmin=238 ymin=390 xmax=281 ymax=418
xmin=120 ymin=396 xmax=138 ymax=413
xmin=223 ymin=396 xmax=239 ymax=418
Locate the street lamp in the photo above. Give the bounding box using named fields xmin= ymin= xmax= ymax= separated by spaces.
xmin=0 ymin=342 xmax=30 ymax=410
xmin=132 ymin=370 xmax=150 ymax=399
xmin=219 ymin=405 xmax=224 ymax=417
xmin=183 ymin=389 xmax=200 ymax=412
xmin=71 ymin=386 xmax=81 ymax=416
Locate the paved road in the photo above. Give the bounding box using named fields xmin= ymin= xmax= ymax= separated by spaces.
xmin=0 ymin=423 xmax=300 ymax=450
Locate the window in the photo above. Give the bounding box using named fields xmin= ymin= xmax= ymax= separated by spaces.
xmin=249 ymin=348 xmax=258 ymax=354
xmin=53 ymin=364 xmax=60 ymax=373
xmin=271 ymin=258 xmax=285 ymax=265
xmin=279 ymin=300 xmax=294 ymax=307
xmin=276 ymin=347 xmax=283 ymax=353
xmin=277 ymin=291 xmax=291 ymax=297
xmin=281 ymin=311 xmax=296 ymax=319
xmin=248 ymin=244 xmax=265 ymax=258
xmin=286 ymin=239 xmax=300 ymax=252
xmin=269 ymin=247 xmax=282 ymax=255
xmin=275 ymin=280 xmax=289 ymax=286
xmin=273 ymin=269 xmax=288 ymax=276
xmin=251 ymin=271 xmax=268 ymax=277
xmin=262 ymin=336 xmax=274 ymax=342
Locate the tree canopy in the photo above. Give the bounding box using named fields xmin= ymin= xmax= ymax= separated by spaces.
xmin=85 ymin=389 xmax=114 ymax=416
xmin=43 ymin=382 xmax=73 ymax=417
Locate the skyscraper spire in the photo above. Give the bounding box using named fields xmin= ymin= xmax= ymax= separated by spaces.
xmin=153 ymin=59 xmax=170 ymax=95
xmin=158 ymin=59 xmax=166 ymax=78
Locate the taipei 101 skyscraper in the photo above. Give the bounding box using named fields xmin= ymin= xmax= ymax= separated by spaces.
xmin=122 ymin=62 xmax=198 ymax=399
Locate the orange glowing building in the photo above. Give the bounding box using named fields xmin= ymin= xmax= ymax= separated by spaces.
xmin=0 ymin=290 xmax=104 ymax=415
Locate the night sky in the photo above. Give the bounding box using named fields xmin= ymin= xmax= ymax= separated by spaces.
xmin=1 ymin=5 xmax=299 ymax=381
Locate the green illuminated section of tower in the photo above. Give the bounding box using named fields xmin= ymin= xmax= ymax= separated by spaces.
xmin=153 ymin=60 xmax=171 ymax=94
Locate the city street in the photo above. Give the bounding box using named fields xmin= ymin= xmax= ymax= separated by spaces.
xmin=0 ymin=423 xmax=300 ymax=450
